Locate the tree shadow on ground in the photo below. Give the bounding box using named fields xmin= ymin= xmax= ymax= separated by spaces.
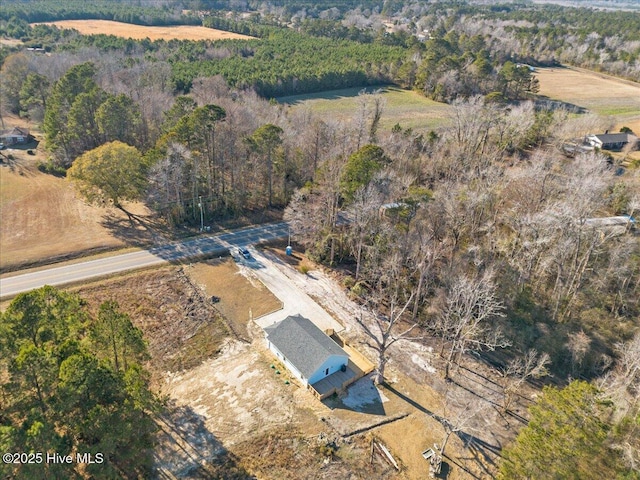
xmin=155 ymin=402 xmax=255 ymax=479
xmin=323 ymin=375 xmax=386 ymax=416
xmin=277 ymin=85 xmax=392 ymax=105
xmin=0 ymin=148 xmax=39 ymax=177
xmin=454 ymin=365 xmax=529 ymax=425
xmin=435 ymin=461 xmax=451 ymax=479
xmin=383 ymin=383 xmax=441 ymax=420
xmin=2 ymin=139 xmax=40 ymax=151
xmin=534 ymin=96 xmax=587 ymax=114
xmin=100 ymin=210 xmax=172 ymax=247
xmin=383 ymin=383 xmax=502 ymax=480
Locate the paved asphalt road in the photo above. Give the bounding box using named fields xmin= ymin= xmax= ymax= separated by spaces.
xmin=0 ymin=222 xmax=290 ymax=299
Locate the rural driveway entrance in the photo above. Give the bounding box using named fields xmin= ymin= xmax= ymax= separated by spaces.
xmin=246 ymin=248 xmax=344 ymax=334
xmin=0 ymin=222 xmax=289 ymax=299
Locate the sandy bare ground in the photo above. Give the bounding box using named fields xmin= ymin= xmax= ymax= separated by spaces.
xmin=34 ymin=20 xmax=255 ymax=41
xmin=249 ymin=247 xmax=525 ymax=479
xmin=244 ymin=247 xmax=345 ymax=333
xmin=159 ymin=338 xmax=303 ymax=444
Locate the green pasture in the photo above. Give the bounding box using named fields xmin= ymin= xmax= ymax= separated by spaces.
xmin=278 ymin=85 xmax=452 ymax=133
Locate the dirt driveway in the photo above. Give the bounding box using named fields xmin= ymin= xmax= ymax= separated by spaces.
xmin=245 ymin=247 xmax=345 ymax=333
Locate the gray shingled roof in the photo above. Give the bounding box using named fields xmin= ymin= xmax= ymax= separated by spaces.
xmin=0 ymin=127 xmax=30 ymax=137
xmin=265 ymin=314 xmax=347 ymax=379
xmin=593 ymin=133 xmax=635 ymax=144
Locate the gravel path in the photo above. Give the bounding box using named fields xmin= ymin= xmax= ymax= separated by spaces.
xmin=247 ymin=247 xmax=345 ymax=333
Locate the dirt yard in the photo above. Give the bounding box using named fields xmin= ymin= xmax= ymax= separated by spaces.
xmin=246 ymin=245 xmax=531 ymax=479
xmin=30 ymin=241 xmax=527 ymax=479
xmin=34 ymin=20 xmax=255 ymax=41
xmin=77 ymin=266 xmax=400 ymax=479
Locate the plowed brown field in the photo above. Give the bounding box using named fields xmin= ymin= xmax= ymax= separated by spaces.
xmin=33 ymin=19 xmax=255 ymax=41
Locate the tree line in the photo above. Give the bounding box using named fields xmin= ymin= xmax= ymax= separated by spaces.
xmin=0 ymin=18 xmax=406 ymax=99
xmin=0 ymin=0 xmax=200 ymax=26
xmin=20 ymin=57 xmax=333 ymax=222
xmin=3 ymin=0 xmax=639 ymax=97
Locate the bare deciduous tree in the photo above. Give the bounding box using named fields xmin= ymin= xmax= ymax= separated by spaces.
xmin=437 ymin=271 xmax=509 ymax=380
xmin=566 ymin=330 xmax=591 ymax=377
xmin=344 ymin=184 xmax=384 ymax=281
xmin=285 ymin=155 xmax=345 ymax=264
xmin=599 ymin=333 xmax=640 ymax=472
xmin=499 ymin=349 xmax=550 ymax=413
xmin=357 ymin=251 xmax=420 ymax=385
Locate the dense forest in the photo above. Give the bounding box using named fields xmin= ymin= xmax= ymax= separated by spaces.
xmin=1 ymin=0 xmax=639 ymax=478
xmin=2 ymin=0 xmax=639 ymax=98
xmin=0 ymin=0 xmax=199 ymax=26
xmin=0 ymin=287 xmax=156 ymax=478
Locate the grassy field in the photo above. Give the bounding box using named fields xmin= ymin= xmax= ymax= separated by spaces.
xmin=185 ymin=258 xmax=282 ymax=339
xmin=535 ymin=66 xmax=640 ymax=133
xmin=278 ymin=85 xmax=452 ymax=133
xmin=34 ymin=19 xmax=255 ymax=41
xmin=0 ymin=123 xmax=151 ymax=272
xmin=280 ymin=68 xmax=640 ymax=136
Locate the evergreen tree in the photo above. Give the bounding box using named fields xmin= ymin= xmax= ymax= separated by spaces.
xmin=0 ymin=287 xmax=156 ymax=479
xmin=499 ymin=381 xmax=626 ymax=480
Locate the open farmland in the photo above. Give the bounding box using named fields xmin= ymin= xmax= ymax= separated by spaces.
xmin=0 ymin=137 xmax=151 ymax=272
xmin=279 ymin=86 xmax=452 ymax=133
xmin=33 ymin=19 xmax=255 ymax=41
xmin=535 ymin=66 xmax=640 ymax=132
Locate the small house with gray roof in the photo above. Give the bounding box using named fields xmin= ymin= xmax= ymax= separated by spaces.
xmin=265 ymin=314 xmax=349 ymax=389
xmin=587 ymin=132 xmax=637 ymax=151
xmin=0 ymin=127 xmax=34 ymax=146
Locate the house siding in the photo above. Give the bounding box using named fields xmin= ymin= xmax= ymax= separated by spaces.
xmin=267 ymin=341 xmax=347 ymax=386
xmin=308 ymin=355 xmax=349 ymax=385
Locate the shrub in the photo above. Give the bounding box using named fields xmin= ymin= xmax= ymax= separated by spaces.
xmin=350 ymin=281 xmax=367 ymax=297
xmin=342 ymin=275 xmax=355 ymax=289
xmin=37 ymin=160 xmax=67 ymax=177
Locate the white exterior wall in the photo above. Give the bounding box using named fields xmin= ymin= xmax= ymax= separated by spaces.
xmin=267 ymin=341 xmax=307 ymax=385
xmin=308 ymin=354 xmax=348 ymax=385
xmin=587 ymin=135 xmax=602 ymax=148
xmin=266 ymin=341 xmax=347 ymax=387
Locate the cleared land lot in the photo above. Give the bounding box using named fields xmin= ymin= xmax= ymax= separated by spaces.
xmin=0 ymin=153 xmax=141 ymax=272
xmin=536 ymin=66 xmax=640 ymax=132
xmin=33 ymin=19 xmax=255 ymax=41
xmin=0 ymin=243 xmax=511 ymax=478
xmin=186 ymin=258 xmax=282 ymax=339
xmin=279 ymin=85 xmax=452 ymax=132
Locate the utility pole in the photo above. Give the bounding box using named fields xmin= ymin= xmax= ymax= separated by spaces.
xmin=198 ymin=195 xmax=204 ymax=232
